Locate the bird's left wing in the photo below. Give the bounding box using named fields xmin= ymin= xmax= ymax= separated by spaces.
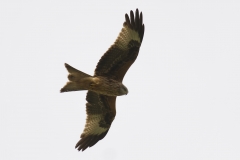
xmin=75 ymin=91 xmax=116 ymax=151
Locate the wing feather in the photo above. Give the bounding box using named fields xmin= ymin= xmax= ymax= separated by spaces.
xmin=94 ymin=9 xmax=145 ymax=82
xmin=135 ymin=10 xmax=139 ymax=30
xmin=130 ymin=10 xmax=135 ymax=27
xmin=75 ymin=91 xmax=116 ymax=151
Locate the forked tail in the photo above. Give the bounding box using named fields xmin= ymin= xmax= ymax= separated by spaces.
xmin=60 ymin=63 xmax=92 ymax=93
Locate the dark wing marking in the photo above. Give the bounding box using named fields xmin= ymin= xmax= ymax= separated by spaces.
xmin=75 ymin=91 xmax=116 ymax=151
xmin=94 ymin=9 xmax=145 ymax=82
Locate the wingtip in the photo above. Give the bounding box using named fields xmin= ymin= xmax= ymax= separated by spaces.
xmin=124 ymin=8 xmax=144 ymax=42
xmin=75 ymin=145 xmax=84 ymax=152
xmin=64 ymin=63 xmax=70 ymax=68
xmin=60 ymin=88 xmax=65 ymax=93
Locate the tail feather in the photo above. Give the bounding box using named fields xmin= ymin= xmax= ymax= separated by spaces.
xmin=60 ymin=63 xmax=92 ymax=93
xmin=60 ymin=82 xmax=83 ymax=93
xmin=64 ymin=63 xmax=90 ymax=78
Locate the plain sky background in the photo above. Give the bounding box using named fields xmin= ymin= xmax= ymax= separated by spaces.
xmin=1 ymin=0 xmax=240 ymax=160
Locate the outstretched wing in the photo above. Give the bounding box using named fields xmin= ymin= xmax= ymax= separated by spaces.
xmin=75 ymin=91 xmax=116 ymax=151
xmin=94 ymin=9 xmax=145 ymax=82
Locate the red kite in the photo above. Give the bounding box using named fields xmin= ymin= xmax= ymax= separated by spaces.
xmin=61 ymin=9 xmax=145 ymax=151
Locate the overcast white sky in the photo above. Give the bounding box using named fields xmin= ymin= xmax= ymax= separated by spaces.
xmin=1 ymin=0 xmax=240 ymax=160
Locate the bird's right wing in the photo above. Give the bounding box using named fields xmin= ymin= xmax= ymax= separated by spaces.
xmin=94 ymin=9 xmax=145 ymax=82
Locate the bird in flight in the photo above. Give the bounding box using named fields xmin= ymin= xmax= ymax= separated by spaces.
xmin=60 ymin=8 xmax=145 ymax=151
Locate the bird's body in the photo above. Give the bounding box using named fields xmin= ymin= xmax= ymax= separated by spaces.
xmin=88 ymin=76 xmax=128 ymax=96
xmin=61 ymin=64 xmax=128 ymax=96
xmin=60 ymin=9 xmax=145 ymax=151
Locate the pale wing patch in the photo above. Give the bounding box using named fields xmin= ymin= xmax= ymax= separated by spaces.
xmin=83 ymin=114 xmax=108 ymax=135
xmin=114 ymin=26 xmax=140 ymax=50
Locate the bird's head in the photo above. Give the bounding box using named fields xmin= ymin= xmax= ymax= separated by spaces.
xmin=119 ymin=84 xmax=128 ymax=96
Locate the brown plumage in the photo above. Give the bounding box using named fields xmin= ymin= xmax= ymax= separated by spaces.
xmin=60 ymin=8 xmax=145 ymax=151
xmin=61 ymin=63 xmax=128 ymax=96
